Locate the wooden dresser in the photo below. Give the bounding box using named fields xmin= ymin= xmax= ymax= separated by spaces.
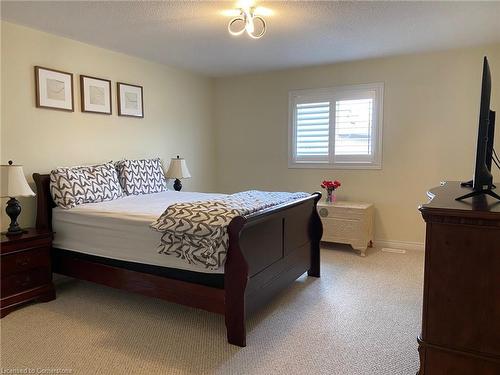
xmin=317 ymin=201 xmax=374 ymax=256
xmin=1 ymin=228 xmax=55 ymax=318
xmin=418 ymin=181 xmax=500 ymax=374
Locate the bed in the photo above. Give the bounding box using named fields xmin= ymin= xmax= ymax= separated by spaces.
xmin=33 ymin=173 xmax=322 ymax=347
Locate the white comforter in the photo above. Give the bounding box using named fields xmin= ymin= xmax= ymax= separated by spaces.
xmin=52 ymin=191 xmax=227 ymax=274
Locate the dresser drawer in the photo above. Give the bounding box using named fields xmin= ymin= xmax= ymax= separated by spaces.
xmin=1 ymin=247 xmax=51 ymax=276
xmin=1 ymin=268 xmax=51 ymax=296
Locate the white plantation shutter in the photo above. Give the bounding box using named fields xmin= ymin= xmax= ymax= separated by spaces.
xmin=295 ymin=102 xmax=330 ymax=160
xmin=289 ymin=84 xmax=383 ymax=169
xmin=334 ymin=98 xmax=373 ymax=156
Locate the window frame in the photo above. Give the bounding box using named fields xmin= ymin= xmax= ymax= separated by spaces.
xmin=288 ymin=83 xmax=384 ymax=170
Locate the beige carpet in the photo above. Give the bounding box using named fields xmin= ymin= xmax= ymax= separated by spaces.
xmin=1 ymin=245 xmax=423 ymax=375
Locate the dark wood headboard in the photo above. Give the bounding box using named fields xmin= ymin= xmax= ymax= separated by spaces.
xmin=33 ymin=173 xmax=55 ymax=231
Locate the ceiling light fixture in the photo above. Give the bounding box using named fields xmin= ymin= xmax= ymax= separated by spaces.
xmin=227 ymin=2 xmax=269 ymax=39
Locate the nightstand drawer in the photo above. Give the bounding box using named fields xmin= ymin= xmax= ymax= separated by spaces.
xmin=1 ymin=247 xmax=51 ymax=276
xmin=326 ymin=210 xmax=363 ymax=220
xmin=1 ymin=237 xmax=51 ymax=255
xmin=318 ymin=206 xmax=368 ymax=220
xmin=322 ymin=217 xmax=361 ymax=239
xmin=1 ymin=267 xmax=51 ymax=296
xmin=1 ymin=228 xmax=55 ymax=318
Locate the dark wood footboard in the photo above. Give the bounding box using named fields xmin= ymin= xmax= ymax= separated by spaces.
xmin=225 ymin=193 xmax=322 ymax=346
xmin=33 ymin=173 xmax=322 ymax=347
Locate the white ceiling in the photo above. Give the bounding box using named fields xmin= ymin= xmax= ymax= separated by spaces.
xmin=2 ymin=1 xmax=500 ymax=77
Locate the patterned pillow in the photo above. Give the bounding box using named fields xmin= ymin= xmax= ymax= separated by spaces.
xmin=50 ymin=163 xmax=123 ymax=209
xmin=115 ymin=158 xmax=168 ymax=195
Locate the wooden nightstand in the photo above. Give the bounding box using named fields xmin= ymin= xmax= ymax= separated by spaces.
xmin=1 ymin=228 xmax=55 ymax=318
xmin=317 ymin=201 xmax=374 ymax=256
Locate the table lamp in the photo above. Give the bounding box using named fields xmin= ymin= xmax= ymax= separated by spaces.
xmin=165 ymin=155 xmax=191 ymax=191
xmin=1 ymin=161 xmax=35 ymax=236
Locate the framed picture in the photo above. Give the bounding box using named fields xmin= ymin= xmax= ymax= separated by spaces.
xmin=80 ymin=75 xmax=112 ymax=115
xmin=117 ymin=82 xmax=144 ymax=118
xmin=35 ymin=66 xmax=74 ymax=111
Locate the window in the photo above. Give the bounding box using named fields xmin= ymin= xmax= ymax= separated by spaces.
xmin=289 ymin=83 xmax=384 ymax=169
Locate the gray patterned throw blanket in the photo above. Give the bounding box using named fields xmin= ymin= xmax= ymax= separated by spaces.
xmin=150 ymin=190 xmax=309 ymax=270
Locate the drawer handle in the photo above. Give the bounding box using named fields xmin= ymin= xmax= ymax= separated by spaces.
xmin=16 ymin=257 xmax=31 ymax=267
xmin=16 ymin=275 xmax=31 ymax=287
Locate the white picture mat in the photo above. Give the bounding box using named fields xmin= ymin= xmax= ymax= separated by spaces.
xmin=82 ymin=77 xmax=111 ymax=113
xmin=119 ymin=84 xmax=143 ymax=116
xmin=38 ymin=69 xmax=73 ymax=110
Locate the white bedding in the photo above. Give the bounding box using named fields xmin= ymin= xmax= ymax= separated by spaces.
xmin=52 ymin=191 xmax=227 ymax=274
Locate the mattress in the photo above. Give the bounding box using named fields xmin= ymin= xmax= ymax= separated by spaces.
xmin=52 ymin=190 xmax=227 ymax=274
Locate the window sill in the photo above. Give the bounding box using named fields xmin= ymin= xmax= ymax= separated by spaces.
xmin=288 ymin=161 xmax=382 ymax=170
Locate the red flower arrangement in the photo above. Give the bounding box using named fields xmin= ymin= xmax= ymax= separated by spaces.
xmin=321 ymin=180 xmax=341 ymax=203
xmin=321 ymin=180 xmax=341 ymax=190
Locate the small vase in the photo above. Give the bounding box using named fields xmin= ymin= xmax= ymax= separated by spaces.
xmin=326 ymin=190 xmax=336 ymax=203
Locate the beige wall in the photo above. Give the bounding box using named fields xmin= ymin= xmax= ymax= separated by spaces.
xmin=214 ymin=45 xmax=500 ymax=245
xmin=2 ymin=21 xmax=499 ymax=245
xmin=1 ymin=22 xmax=216 ymax=230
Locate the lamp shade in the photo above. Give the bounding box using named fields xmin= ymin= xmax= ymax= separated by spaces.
xmin=165 ymin=156 xmax=191 ymax=179
xmin=1 ymin=163 xmax=35 ymax=198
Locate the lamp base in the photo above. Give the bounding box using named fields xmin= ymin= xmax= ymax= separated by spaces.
xmin=173 ymin=179 xmax=183 ymax=191
xmin=5 ymin=197 xmax=23 ymax=236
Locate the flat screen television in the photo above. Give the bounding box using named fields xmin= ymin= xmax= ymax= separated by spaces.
xmin=457 ymin=56 xmax=499 ymax=201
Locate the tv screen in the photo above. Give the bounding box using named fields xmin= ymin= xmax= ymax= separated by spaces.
xmin=473 ymin=56 xmax=493 ymax=190
xmin=457 ymin=56 xmax=499 ymax=201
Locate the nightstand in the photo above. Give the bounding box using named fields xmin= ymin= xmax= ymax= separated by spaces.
xmin=317 ymin=201 xmax=374 ymax=256
xmin=1 ymin=228 xmax=55 ymax=318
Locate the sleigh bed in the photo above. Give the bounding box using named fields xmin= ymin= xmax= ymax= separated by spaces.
xmin=33 ymin=173 xmax=322 ymax=347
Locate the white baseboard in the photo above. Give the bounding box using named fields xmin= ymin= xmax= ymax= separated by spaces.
xmin=373 ymin=239 xmax=424 ymax=251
